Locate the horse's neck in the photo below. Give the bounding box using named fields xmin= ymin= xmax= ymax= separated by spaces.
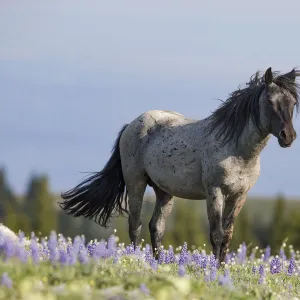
xmin=235 ymin=119 xmax=270 ymax=160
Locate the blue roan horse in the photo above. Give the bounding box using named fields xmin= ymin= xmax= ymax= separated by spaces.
xmin=60 ymin=67 xmax=299 ymax=263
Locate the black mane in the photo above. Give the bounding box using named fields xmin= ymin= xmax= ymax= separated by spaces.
xmin=208 ymin=69 xmax=300 ymax=146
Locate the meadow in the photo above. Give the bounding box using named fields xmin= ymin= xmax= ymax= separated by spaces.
xmin=0 ymin=227 xmax=300 ymax=300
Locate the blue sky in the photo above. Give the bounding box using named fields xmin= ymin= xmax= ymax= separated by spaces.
xmin=1 ymin=1 xmax=300 ymax=197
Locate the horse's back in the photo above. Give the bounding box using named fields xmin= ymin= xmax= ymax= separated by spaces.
xmin=140 ymin=110 xmax=190 ymax=126
xmin=121 ymin=110 xmax=195 ymax=141
xmin=120 ymin=110 xmax=206 ymax=199
xmin=120 ymin=109 xmax=189 ymax=163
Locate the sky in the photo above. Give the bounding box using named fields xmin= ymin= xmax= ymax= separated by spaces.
xmin=1 ymin=0 xmax=300 ymax=198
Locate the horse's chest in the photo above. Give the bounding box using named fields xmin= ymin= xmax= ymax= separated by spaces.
xmin=221 ymin=163 xmax=260 ymax=196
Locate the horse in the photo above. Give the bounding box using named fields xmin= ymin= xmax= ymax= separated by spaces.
xmin=60 ymin=67 xmax=299 ymax=263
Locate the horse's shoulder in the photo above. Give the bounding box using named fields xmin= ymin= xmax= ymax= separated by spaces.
xmin=214 ymin=156 xmax=261 ymax=195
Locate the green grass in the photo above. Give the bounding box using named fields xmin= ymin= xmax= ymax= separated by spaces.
xmin=1 ymin=253 xmax=300 ymax=300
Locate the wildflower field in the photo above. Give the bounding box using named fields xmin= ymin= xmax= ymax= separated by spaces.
xmin=0 ymin=228 xmax=299 ymax=300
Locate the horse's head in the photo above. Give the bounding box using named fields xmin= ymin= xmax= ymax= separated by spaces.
xmin=263 ymin=67 xmax=298 ymax=148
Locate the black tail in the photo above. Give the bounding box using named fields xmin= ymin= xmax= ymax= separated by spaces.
xmin=59 ymin=124 xmax=129 ymax=227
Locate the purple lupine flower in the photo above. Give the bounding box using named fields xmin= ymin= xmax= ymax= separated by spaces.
xmin=1 ymin=273 xmax=12 ymax=289
xmin=259 ymin=264 xmax=264 ymax=275
xmin=165 ymin=252 xmax=171 ymax=264
xmin=80 ymin=235 xmax=85 ymax=246
xmin=78 ymin=247 xmax=89 ymax=265
xmin=107 ymin=235 xmax=116 ymax=255
xmin=165 ymin=246 xmax=175 ymax=264
xmin=178 ymin=264 xmax=186 ymax=277
xmin=59 ymin=248 xmax=68 ymax=266
xmin=58 ymin=235 xmax=67 ymax=245
xmin=192 ymin=252 xmax=201 ymax=266
xmin=204 ymin=271 xmax=210 ymax=282
xmin=270 ymin=257 xmax=281 ymax=274
xmin=66 ymin=243 xmax=73 ymax=256
xmin=237 ymin=243 xmax=247 ymax=264
xmin=150 ymin=258 xmax=158 ymax=271
xmin=210 ymin=266 xmax=217 ymax=282
xmin=279 ymin=248 xmax=286 ymax=261
xmin=87 ymin=242 xmax=96 ymax=256
xmin=0 ymin=234 xmax=5 ymax=252
xmin=252 ymin=266 xmax=257 ymax=274
xmin=68 ymin=246 xmax=77 ymax=266
xmin=258 ymin=264 xmax=265 ymax=284
xmin=73 ymin=236 xmax=83 ymax=251
xmin=287 ymin=257 xmax=296 ymax=276
xmin=15 ymin=244 xmax=28 ymax=263
xmin=4 ymin=238 xmax=15 ymax=260
xmin=158 ymin=249 xmax=165 ymax=264
xmin=140 ymin=283 xmax=150 ymax=295
xmin=41 ymin=238 xmax=49 ymax=258
xmin=209 ymin=254 xmax=217 ymax=269
xmin=144 ymin=244 xmax=152 ymax=263
xmin=249 ymin=251 xmax=255 ymax=261
xmin=50 ymin=248 xmax=59 ymax=264
xmin=135 ymin=245 xmax=143 ymax=257
xmin=178 ymin=242 xmax=188 ymax=265
xmin=48 ymin=231 xmax=59 ymax=263
xmin=218 ymin=269 xmax=233 ymax=288
xmin=206 ymin=255 xmax=218 ymax=282
xmin=125 ymin=243 xmax=135 ymax=255
xmin=201 ymin=254 xmax=208 ymax=269
xmin=48 ymin=231 xmax=57 ymax=246
xmin=263 ymin=246 xmax=271 ymax=262
xmin=93 ymin=240 xmax=107 ymax=259
xmin=30 ymin=232 xmax=36 ymax=241
xmin=18 ymin=231 xmax=25 ymax=243
xmin=30 ymin=239 xmax=40 ymax=264
xmin=224 ymin=253 xmax=231 ymax=264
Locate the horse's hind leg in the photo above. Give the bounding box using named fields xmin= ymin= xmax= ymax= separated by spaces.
xmin=126 ymin=178 xmax=147 ymax=249
xmin=149 ymin=185 xmax=174 ymax=258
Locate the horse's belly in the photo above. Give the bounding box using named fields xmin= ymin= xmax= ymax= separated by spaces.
xmin=145 ymin=162 xmax=206 ymax=200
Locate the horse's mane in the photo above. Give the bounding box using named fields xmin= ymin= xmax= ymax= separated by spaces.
xmin=208 ymin=69 xmax=300 ymax=146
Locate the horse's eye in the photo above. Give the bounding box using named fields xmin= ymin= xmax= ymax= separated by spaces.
xmin=267 ymin=99 xmax=273 ymax=106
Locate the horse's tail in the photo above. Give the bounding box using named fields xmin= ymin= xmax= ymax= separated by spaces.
xmin=59 ymin=124 xmax=129 ymax=227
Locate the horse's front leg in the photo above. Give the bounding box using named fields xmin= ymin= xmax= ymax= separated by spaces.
xmin=219 ymin=193 xmax=247 ymax=263
xmin=149 ymin=186 xmax=174 ymax=259
xmin=206 ymin=187 xmax=225 ymax=263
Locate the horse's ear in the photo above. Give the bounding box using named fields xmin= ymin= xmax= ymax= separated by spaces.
xmin=264 ymin=67 xmax=273 ymax=85
xmin=287 ymin=68 xmax=296 ymax=82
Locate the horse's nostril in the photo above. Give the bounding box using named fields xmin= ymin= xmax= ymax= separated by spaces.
xmin=279 ymin=130 xmax=287 ymax=140
xmin=279 ymin=130 xmax=286 ymax=140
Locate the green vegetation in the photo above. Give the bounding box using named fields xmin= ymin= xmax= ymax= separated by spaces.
xmin=1 ymin=167 xmax=300 ymax=299
xmin=0 ymin=231 xmax=299 ymax=300
xmin=1 ymin=167 xmax=300 ymax=254
xmin=1 ymin=255 xmax=299 ymax=300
